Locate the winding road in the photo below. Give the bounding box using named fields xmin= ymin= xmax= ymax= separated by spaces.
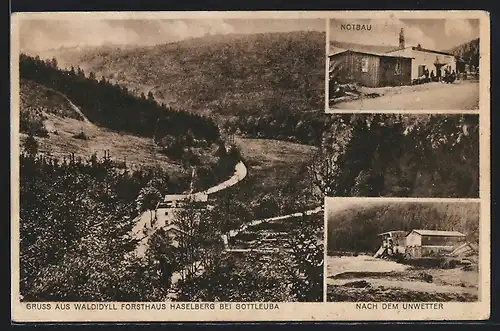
xmin=222 ymin=205 xmax=323 ymax=249
xmin=128 ymin=154 xmax=322 ymax=297
xmin=203 ymin=161 xmax=247 ymax=195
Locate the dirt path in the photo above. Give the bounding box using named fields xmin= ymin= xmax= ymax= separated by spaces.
xmin=327 ymin=277 xmax=478 ymax=295
xmin=55 ymin=90 xmax=92 ymax=123
xmin=223 ymin=206 xmax=323 ymax=247
xmin=203 ymin=161 xmax=247 ymax=195
xmin=159 ymin=204 xmax=323 ymax=291
xmin=331 ymin=81 xmax=479 ymax=110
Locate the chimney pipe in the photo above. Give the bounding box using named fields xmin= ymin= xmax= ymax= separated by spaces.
xmin=399 ymin=28 xmax=405 ymax=49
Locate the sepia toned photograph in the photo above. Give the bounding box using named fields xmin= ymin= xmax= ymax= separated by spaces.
xmin=16 ymin=16 xmax=326 ymax=303
xmin=311 ymin=113 xmax=479 ymax=198
xmin=326 ymin=198 xmax=480 ymax=302
xmin=327 ymin=18 xmax=480 ymax=111
xmin=11 ymin=11 xmax=490 ymax=323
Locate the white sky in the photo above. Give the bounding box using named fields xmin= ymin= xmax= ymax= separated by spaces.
xmin=329 ymin=18 xmax=479 ymax=50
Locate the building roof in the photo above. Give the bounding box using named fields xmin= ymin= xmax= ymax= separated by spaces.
xmin=410 ymin=46 xmax=454 ymax=56
xmin=164 ymin=193 xmax=208 ymax=203
xmin=329 ymin=49 xmax=414 ymax=59
xmin=409 ymin=229 xmax=466 ymax=237
xmin=378 ymin=230 xmax=409 ymax=236
xmin=387 ymin=46 xmax=454 ymax=57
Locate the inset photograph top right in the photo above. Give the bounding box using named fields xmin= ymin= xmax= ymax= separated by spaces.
xmin=327 ymin=18 xmax=480 ymax=111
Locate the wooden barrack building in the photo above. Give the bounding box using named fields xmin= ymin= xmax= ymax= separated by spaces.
xmin=329 ymin=49 xmax=413 ymax=88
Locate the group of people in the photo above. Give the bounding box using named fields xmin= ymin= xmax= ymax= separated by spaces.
xmin=441 ymin=68 xmax=457 ymax=83
xmin=417 ymin=67 xmax=457 ymax=84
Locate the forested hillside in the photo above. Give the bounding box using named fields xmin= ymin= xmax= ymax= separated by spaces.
xmin=19 ymin=54 xmax=245 ymax=175
xmin=447 ymin=38 xmax=480 ymax=71
xmin=36 ymin=31 xmax=326 ymax=145
xmin=327 ymin=201 xmax=479 ymax=254
xmin=19 ymin=54 xmax=221 ymax=143
xmin=310 ymin=114 xmax=479 ymax=198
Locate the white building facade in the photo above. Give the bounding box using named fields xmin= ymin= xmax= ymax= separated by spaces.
xmin=154 ymin=193 xmax=208 ymax=226
xmin=387 ymin=46 xmax=457 ymax=81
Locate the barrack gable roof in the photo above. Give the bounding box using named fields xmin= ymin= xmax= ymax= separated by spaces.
xmin=329 ymin=49 xmax=414 ymax=60
xmin=410 ymin=47 xmax=454 ymax=57
xmin=378 ymin=230 xmax=409 ymax=237
xmin=410 ymin=229 xmax=466 ymax=237
xmin=387 ymin=46 xmax=454 ymax=57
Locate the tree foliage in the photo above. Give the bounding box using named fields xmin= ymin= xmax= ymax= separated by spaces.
xmin=286 ymin=214 xmax=324 ymax=302
xmin=449 ymin=38 xmax=480 ymax=71
xmin=174 ymin=212 xmax=324 ymax=302
xmin=20 ymin=151 xmax=171 ymax=301
xmin=327 ymin=202 xmax=480 ymax=254
xmin=310 ymin=114 xmax=479 ymax=198
xmin=136 ymin=183 xmax=162 ymax=223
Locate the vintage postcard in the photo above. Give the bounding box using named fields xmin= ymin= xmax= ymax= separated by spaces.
xmin=10 ymin=11 xmax=490 ymax=322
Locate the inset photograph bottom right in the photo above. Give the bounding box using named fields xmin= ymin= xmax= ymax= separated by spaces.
xmin=326 ymin=198 xmax=480 ymax=302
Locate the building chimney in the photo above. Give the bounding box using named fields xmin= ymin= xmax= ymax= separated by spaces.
xmin=399 ymin=28 xmax=405 ymax=49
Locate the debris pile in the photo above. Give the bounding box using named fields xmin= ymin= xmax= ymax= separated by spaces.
xmin=329 ymin=82 xmax=363 ymax=103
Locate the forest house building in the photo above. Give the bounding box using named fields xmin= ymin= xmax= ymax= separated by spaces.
xmin=405 ymin=229 xmax=466 ymax=258
xmin=385 ymin=28 xmax=458 ymax=81
xmin=153 ymin=193 xmax=208 ymax=247
xmin=328 ymin=50 xmax=413 ymax=87
xmin=329 ymin=28 xmax=460 ymax=87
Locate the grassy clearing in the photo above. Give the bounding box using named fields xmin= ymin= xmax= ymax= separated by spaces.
xmin=20 ymin=79 xmax=85 ymax=120
xmin=234 ymin=137 xmax=317 ymax=197
xmin=19 ymin=79 xmax=201 ymax=183
xmin=20 ymin=115 xmax=187 ymax=180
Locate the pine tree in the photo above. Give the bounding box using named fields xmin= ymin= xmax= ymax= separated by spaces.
xmin=147 ymin=91 xmax=155 ymax=102
xmin=135 ymin=183 xmax=162 ymax=226
xmin=23 ymin=135 xmax=38 ymax=156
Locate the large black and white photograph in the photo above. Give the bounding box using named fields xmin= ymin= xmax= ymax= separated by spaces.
xmin=326 ymin=198 xmax=480 ymax=302
xmin=17 ymin=17 xmax=326 ymax=303
xmin=310 ymin=114 xmax=479 ymax=198
xmin=328 ymin=18 xmax=480 ymax=111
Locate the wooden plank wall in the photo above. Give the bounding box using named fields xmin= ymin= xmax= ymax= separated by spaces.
xmin=344 ymin=52 xmax=380 ymax=87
